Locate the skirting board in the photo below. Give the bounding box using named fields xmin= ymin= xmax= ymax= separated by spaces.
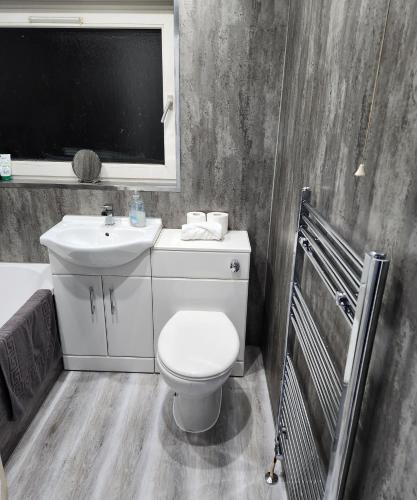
xmin=64 ymin=356 xmax=244 ymax=376
xmin=155 ymin=359 xmax=244 ymax=377
xmin=63 ymin=355 xmax=155 ymax=373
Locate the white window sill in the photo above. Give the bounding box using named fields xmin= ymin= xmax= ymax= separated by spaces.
xmin=0 ymin=175 xmax=179 ymax=192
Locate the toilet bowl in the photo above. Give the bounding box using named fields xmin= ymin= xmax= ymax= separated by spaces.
xmin=157 ymin=310 xmax=240 ymax=433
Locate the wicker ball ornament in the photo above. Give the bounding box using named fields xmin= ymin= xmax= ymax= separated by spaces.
xmin=72 ymin=150 xmax=102 ymax=183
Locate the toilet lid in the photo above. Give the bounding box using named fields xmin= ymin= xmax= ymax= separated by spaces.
xmin=158 ymin=311 xmax=240 ymax=379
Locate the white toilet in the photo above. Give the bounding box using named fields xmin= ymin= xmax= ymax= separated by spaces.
xmin=157 ymin=310 xmax=240 ymax=432
xmin=151 ymin=228 xmax=251 ymax=433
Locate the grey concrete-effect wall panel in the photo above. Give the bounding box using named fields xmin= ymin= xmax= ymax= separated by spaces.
xmin=0 ymin=0 xmax=289 ymax=345
xmin=264 ymin=0 xmax=417 ymax=497
xmin=344 ymin=1 xmax=417 ymax=498
xmin=264 ymin=0 xmax=390 ymax=415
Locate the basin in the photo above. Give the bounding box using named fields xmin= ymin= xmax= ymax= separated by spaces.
xmin=40 ymin=215 xmax=162 ymax=268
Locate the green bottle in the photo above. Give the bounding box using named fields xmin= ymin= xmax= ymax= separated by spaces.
xmin=0 ymin=154 xmax=12 ymax=181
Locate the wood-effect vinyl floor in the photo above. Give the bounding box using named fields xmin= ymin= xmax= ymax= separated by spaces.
xmin=5 ymin=347 xmax=287 ymax=500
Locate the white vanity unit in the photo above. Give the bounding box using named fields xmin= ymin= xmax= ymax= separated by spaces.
xmin=40 ymin=217 xmax=251 ymax=375
xmin=40 ymin=215 xmax=162 ymax=372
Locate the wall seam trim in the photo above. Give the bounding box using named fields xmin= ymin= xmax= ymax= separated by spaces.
xmin=265 ymin=0 xmax=292 ymax=289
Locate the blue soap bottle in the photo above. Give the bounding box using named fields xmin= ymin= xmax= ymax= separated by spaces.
xmin=129 ymin=191 xmax=146 ymax=227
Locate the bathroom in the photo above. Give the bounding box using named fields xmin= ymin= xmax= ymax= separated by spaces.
xmin=0 ymin=0 xmax=415 ymax=499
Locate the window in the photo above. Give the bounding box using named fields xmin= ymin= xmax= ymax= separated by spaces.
xmin=0 ymin=11 xmax=178 ymax=189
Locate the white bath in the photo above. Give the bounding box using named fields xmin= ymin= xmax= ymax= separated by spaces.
xmin=0 ymin=263 xmax=52 ymax=329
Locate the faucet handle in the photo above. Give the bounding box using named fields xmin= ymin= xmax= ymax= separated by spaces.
xmin=101 ymin=204 xmax=113 ymax=215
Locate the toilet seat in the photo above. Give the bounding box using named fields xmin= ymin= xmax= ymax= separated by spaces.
xmin=157 ymin=311 xmax=240 ymax=379
xmin=158 ymin=355 xmax=231 ymax=382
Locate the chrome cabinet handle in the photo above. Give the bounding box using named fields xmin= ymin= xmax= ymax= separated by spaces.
xmin=89 ymin=286 xmax=96 ymax=315
xmin=230 ymin=259 xmax=240 ymax=273
xmin=160 ymin=95 xmax=174 ymax=123
xmin=110 ymin=288 xmax=116 ymax=315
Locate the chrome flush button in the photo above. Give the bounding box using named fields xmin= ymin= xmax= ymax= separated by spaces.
xmin=230 ymin=259 xmax=240 ymax=273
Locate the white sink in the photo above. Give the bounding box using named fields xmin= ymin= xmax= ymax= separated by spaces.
xmin=40 ymin=215 xmax=162 ymax=268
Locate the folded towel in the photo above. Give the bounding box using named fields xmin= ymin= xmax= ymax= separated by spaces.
xmin=181 ymin=222 xmax=223 ymax=240
xmin=0 ymin=290 xmax=62 ymax=420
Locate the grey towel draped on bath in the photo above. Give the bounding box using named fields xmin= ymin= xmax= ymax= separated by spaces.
xmin=0 ymin=290 xmax=62 ymax=420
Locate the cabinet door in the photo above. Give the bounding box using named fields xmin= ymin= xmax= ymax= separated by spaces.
xmin=103 ymin=276 xmax=153 ymax=357
xmin=52 ymin=275 xmax=107 ymax=356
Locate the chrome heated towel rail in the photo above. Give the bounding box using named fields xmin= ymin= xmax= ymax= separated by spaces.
xmin=266 ymin=187 xmax=389 ymax=500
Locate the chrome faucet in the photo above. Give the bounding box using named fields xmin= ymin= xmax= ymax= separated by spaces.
xmin=101 ymin=204 xmax=115 ymax=225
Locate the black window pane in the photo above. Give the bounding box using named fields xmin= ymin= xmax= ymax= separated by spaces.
xmin=0 ymin=28 xmax=164 ymax=164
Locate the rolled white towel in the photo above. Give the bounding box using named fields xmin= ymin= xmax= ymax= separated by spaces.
xmin=181 ymin=222 xmax=223 ymax=241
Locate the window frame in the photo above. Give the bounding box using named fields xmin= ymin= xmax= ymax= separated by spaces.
xmin=0 ymin=10 xmax=179 ymax=191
